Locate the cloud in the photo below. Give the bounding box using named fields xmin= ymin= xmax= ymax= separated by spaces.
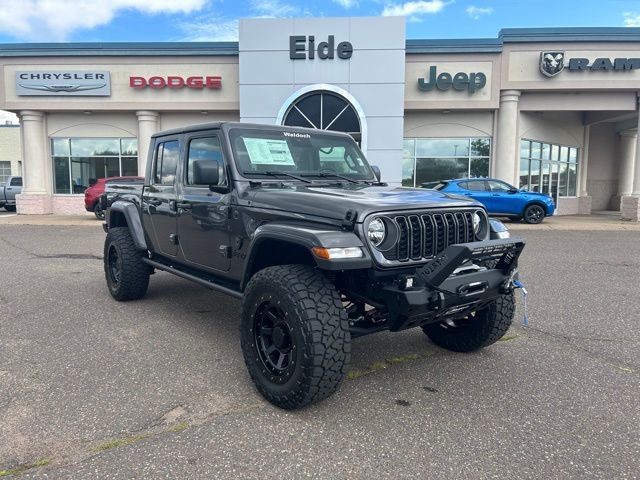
xmin=466 ymin=5 xmax=493 ymax=20
xmin=179 ymin=17 xmax=238 ymax=41
xmin=0 ymin=0 xmax=206 ymax=41
xmin=623 ymin=12 xmax=640 ymax=27
xmin=332 ymin=0 xmax=359 ymax=8
xmin=0 ymin=110 xmax=19 ymax=125
xmin=251 ymin=0 xmax=299 ymax=17
xmin=382 ymin=1 xmax=449 ymax=19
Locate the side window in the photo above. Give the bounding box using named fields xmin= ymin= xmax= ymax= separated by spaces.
xmin=186 ymin=136 xmax=225 ymax=186
xmin=153 ymin=141 xmax=179 ymax=186
xmin=465 ymin=180 xmax=487 ymax=191
xmin=487 ymin=180 xmax=511 ymax=192
xmin=10 ymin=177 xmax=22 ymax=186
xmin=458 ymin=181 xmax=469 ymax=190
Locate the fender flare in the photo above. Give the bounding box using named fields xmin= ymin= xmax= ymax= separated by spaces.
xmin=107 ymin=200 xmax=147 ymax=250
xmin=240 ymin=223 xmax=372 ymax=289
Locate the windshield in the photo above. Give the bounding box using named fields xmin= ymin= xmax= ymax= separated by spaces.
xmin=229 ymin=128 xmax=375 ymax=181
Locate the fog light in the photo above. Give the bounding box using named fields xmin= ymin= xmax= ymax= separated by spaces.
xmin=312 ymin=246 xmax=363 ymax=260
xmin=399 ymin=275 xmax=415 ymax=290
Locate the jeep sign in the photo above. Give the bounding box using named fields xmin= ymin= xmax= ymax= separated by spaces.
xmin=418 ymin=66 xmax=486 ymax=94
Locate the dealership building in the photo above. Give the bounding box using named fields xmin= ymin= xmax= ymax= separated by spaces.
xmin=1 ymin=17 xmax=640 ymax=219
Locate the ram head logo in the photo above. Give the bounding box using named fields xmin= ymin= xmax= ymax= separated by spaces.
xmin=540 ymin=51 xmax=565 ymax=77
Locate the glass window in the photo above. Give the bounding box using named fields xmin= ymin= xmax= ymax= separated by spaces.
xmin=187 ymin=137 xmax=224 ymax=185
xmin=416 ymin=139 xmax=469 ymax=157
xmin=70 ymin=138 xmax=119 ymax=157
xmin=520 ymin=140 xmax=530 ymax=160
xmin=51 ymin=138 xmax=138 ymax=194
xmin=10 ymin=177 xmax=22 ymax=186
xmin=530 ymin=142 xmax=542 ymax=159
xmin=488 ymin=180 xmax=512 ymax=192
xmin=415 ymin=158 xmax=468 ymax=185
xmin=521 ymin=138 xmax=578 ymax=199
xmin=402 ymin=137 xmax=490 ymax=186
xmin=0 ymin=161 xmax=11 ymax=184
xmin=465 ymin=180 xmax=487 ymax=191
xmin=541 ymin=143 xmax=551 ymax=160
xmin=519 ymin=158 xmax=529 ymax=189
xmin=529 ymin=160 xmax=541 ymax=193
xmin=158 ymin=141 xmax=179 ymax=185
xmin=402 ymin=139 xmax=415 ymax=187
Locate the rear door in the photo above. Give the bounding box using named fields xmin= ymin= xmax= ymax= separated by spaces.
xmin=176 ymin=131 xmax=232 ymax=273
xmin=142 ymin=137 xmax=180 ymax=257
xmin=457 ymin=180 xmax=491 ymax=205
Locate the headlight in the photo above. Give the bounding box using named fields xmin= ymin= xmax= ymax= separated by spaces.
xmin=367 ymin=217 xmax=386 ymax=247
xmin=472 ymin=212 xmax=482 ymax=235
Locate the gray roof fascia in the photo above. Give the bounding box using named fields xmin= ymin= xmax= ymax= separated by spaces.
xmin=500 ymin=27 xmax=640 ymax=43
xmin=406 ymin=38 xmax=503 ymax=54
xmin=0 ymin=42 xmax=239 ymax=57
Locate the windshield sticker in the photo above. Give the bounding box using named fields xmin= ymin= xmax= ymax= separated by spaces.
xmin=243 ymin=138 xmax=295 ymax=165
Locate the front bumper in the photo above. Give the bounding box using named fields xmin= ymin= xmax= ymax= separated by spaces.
xmin=379 ymin=238 xmax=525 ymax=331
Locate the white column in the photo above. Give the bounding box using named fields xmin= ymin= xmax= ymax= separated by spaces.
xmin=621 ymin=111 xmax=640 ymax=221
xmin=16 ymin=110 xmax=52 ymax=214
xmin=494 ymin=90 xmax=521 ymax=185
xmin=136 ymin=111 xmax=159 ymax=175
xmin=20 ymin=110 xmax=47 ymax=195
xmin=618 ymin=130 xmax=637 ymax=196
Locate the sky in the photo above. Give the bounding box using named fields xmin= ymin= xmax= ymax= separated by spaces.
xmin=0 ymin=0 xmax=639 ymax=44
xmin=1 ymin=0 xmax=639 ymax=124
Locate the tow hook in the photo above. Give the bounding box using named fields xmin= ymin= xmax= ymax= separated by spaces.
xmin=513 ymin=277 xmax=529 ymax=327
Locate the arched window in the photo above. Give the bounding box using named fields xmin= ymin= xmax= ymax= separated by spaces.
xmin=282 ymin=91 xmax=361 ymax=144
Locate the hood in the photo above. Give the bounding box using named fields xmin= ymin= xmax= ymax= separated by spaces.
xmin=247 ymin=183 xmax=482 ymax=221
xmin=521 ymin=190 xmax=554 ymax=201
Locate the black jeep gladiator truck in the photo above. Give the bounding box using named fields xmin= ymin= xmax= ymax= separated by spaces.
xmin=103 ymin=122 xmax=525 ymax=409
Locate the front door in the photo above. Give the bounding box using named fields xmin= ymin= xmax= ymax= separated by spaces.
xmin=485 ymin=180 xmax=519 ymax=214
xmin=176 ymin=132 xmax=231 ymax=273
xmin=142 ymin=137 xmax=180 ymax=257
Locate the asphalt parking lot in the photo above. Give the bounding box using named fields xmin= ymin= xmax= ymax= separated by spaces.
xmin=1 ymin=220 xmax=639 ymax=478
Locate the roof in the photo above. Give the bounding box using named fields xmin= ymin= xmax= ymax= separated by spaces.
xmin=0 ymin=27 xmax=639 ymax=57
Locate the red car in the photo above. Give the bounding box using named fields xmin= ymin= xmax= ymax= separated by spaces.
xmin=84 ymin=177 xmax=143 ymax=219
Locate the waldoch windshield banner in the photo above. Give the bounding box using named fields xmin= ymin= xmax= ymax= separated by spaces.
xmin=15 ymin=71 xmax=111 ymax=96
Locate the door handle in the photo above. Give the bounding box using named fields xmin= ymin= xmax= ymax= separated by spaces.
xmin=176 ymin=201 xmax=192 ymax=210
xmin=462 ymin=192 xmax=473 ymax=196
xmin=491 ymin=194 xmax=500 ymax=196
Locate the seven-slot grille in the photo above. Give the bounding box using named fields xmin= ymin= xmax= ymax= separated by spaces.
xmin=380 ymin=210 xmax=480 ymax=262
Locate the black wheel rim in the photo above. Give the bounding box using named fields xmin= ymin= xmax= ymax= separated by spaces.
xmin=254 ymin=302 xmax=295 ymax=383
xmin=107 ymin=245 xmax=121 ymax=287
xmin=526 ymin=206 xmax=544 ymax=223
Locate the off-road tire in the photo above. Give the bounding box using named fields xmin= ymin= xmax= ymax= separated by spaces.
xmin=94 ymin=202 xmax=105 ymax=220
xmin=241 ymin=265 xmax=350 ymax=409
xmin=104 ymin=227 xmax=151 ymax=301
xmin=4 ymin=204 xmax=16 ymax=212
xmin=422 ymin=292 xmax=515 ymax=352
xmin=523 ymin=204 xmax=545 ymax=224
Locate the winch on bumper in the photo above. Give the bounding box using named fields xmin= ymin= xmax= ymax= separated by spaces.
xmin=378 ymin=238 xmax=525 ymax=331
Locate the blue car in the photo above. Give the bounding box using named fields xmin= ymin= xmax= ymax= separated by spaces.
xmin=422 ymin=178 xmax=555 ymax=224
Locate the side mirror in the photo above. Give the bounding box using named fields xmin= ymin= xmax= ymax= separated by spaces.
xmin=371 ymin=165 xmax=381 ymax=182
xmin=193 ymin=159 xmax=220 ymax=187
xmin=508 ymin=187 xmax=518 ymax=193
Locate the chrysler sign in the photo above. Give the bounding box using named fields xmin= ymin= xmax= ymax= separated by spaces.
xmin=16 ymin=71 xmax=110 ymax=96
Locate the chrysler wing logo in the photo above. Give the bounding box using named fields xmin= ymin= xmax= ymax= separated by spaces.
xmin=18 ymin=83 xmax=107 ymax=93
xmin=540 ymin=51 xmax=565 ymax=77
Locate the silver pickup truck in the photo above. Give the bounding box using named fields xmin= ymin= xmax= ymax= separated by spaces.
xmin=0 ymin=176 xmax=22 ymax=212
